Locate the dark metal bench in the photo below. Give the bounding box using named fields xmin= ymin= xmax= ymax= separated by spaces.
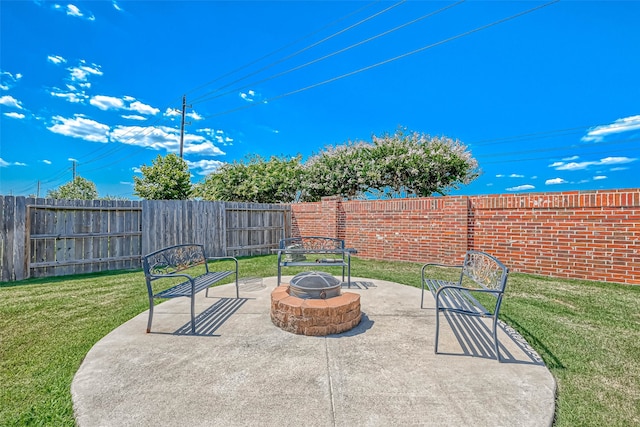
xmin=275 ymin=236 xmax=357 ymax=287
xmin=421 ymin=250 xmax=509 ymax=362
xmin=142 ymin=244 xmax=239 ymax=334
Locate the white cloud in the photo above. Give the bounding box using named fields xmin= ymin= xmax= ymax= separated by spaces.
xmin=509 ymin=174 xmax=524 ymax=178
xmin=68 ymin=61 xmax=102 ymax=82
xmin=131 ymin=166 xmax=142 ymax=174
xmin=240 ymin=89 xmax=258 ymax=102
xmin=110 ymin=125 xmax=226 ymax=157
xmin=186 ymin=159 xmax=226 ymax=175
xmin=48 ymin=115 xmax=110 ymax=143
xmin=90 ymin=95 xmax=125 ymax=110
xmin=197 ymin=128 xmax=234 ymax=146
xmin=506 ymin=184 xmax=535 ymax=192
xmin=0 ymin=71 xmax=22 ymax=91
xmin=164 ymin=107 xmax=181 ymax=117
xmin=43 ymin=160 xmax=52 ymax=165
xmin=187 ymin=111 xmax=203 ymax=121
xmin=581 ymin=115 xmax=640 ymax=142
xmin=129 ymin=100 xmax=159 ymax=115
xmin=495 ymin=174 xmax=504 ymax=178
xmin=0 ymin=157 xmax=26 ymax=167
xmin=0 ymin=95 xmax=23 ymax=109
xmin=111 ymin=125 xmax=179 ymax=150
xmin=545 ymin=178 xmax=566 ymax=185
xmin=122 ymin=114 xmax=147 ymax=121
xmin=562 ymin=155 xmax=579 ymax=161
xmin=183 ymin=134 xmax=226 ymax=156
xmin=550 ymin=156 xmax=637 ymax=171
xmin=47 ymin=55 xmax=67 ymax=65
xmin=4 ymin=112 xmax=25 ymax=119
xmin=161 ymin=107 xmax=200 ymax=120
xmin=55 ymin=3 xmax=95 ymax=21
xmin=50 ymin=89 xmax=88 ymax=103
xmin=112 ymin=1 xmax=123 ymax=12
xmin=593 ymin=175 xmax=607 ymax=180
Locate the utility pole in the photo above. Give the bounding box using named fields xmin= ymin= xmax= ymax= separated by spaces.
xmin=37 ymin=180 xmax=40 ymax=198
xmin=72 ymin=160 xmax=77 ymax=180
xmin=179 ymin=95 xmax=192 ymax=158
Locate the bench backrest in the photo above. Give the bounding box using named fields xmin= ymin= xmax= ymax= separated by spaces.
xmin=460 ymin=251 xmax=509 ymax=293
xmin=142 ymin=244 xmax=207 ymax=280
xmin=279 ymin=236 xmax=345 ymax=251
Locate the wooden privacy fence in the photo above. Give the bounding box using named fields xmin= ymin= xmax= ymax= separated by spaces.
xmin=141 ymin=200 xmax=290 ymax=257
xmin=1 ymin=197 xmax=291 ymax=281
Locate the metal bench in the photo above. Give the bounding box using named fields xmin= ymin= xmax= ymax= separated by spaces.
xmin=421 ymin=250 xmax=509 ymax=362
xmin=276 ymin=236 xmax=357 ymax=287
xmin=142 ymin=243 xmax=239 ymax=334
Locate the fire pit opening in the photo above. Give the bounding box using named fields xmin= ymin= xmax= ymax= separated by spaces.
xmin=289 ymin=271 xmax=341 ymax=299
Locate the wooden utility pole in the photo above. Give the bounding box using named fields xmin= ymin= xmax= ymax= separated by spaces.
xmin=179 ymin=95 xmax=186 ymax=158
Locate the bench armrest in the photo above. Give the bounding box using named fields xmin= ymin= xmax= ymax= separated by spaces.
xmin=421 ymin=262 xmax=461 ymax=276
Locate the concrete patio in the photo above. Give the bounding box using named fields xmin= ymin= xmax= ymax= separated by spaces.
xmin=72 ymin=277 xmax=556 ymax=426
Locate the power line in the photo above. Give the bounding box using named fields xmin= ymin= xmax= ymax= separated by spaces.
xmin=189 ymin=1 xmax=407 ymax=105
xmin=202 ymin=0 xmax=560 ymax=119
xmin=192 ymin=0 xmax=465 ymax=106
xmin=185 ymin=0 xmax=385 ymax=100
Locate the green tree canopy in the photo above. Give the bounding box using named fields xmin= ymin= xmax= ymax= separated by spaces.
xmin=133 ymin=153 xmax=191 ymax=200
xmin=47 ymin=176 xmax=98 ymax=200
xmin=194 ymin=155 xmax=302 ymax=203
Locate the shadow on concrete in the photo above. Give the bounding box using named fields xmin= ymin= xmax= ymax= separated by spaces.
xmin=174 ymin=297 xmax=249 ymax=336
xmin=439 ymin=312 xmax=546 ymax=365
xmin=342 ymin=281 xmax=377 ymax=290
xmin=327 ymin=312 xmax=374 ymax=338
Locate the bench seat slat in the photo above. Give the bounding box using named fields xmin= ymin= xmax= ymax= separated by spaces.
xmin=154 ymin=270 xmax=235 ymax=298
xmin=423 ymin=279 xmax=490 ymax=316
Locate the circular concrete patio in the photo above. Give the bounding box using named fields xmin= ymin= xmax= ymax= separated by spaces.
xmin=72 ymin=277 xmax=555 ymax=426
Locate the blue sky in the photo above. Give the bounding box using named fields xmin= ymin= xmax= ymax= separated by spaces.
xmin=1 ymin=0 xmax=638 ymax=199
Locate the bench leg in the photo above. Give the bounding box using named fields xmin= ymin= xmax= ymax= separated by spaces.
xmin=434 ymin=308 xmax=440 ymax=354
xmin=190 ymin=295 xmax=196 ymax=334
xmin=492 ymin=316 xmax=501 ymax=362
xmin=146 ymin=296 xmax=154 ymax=333
xmin=277 ymin=264 xmax=282 ymax=286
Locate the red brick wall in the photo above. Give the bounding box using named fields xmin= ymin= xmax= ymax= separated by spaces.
xmin=290 ymin=189 xmax=640 ymax=285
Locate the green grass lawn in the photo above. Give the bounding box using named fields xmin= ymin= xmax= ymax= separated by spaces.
xmin=1 ymin=255 xmax=638 ymax=426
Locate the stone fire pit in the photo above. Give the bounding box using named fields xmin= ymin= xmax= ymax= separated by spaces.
xmin=271 ymin=272 xmax=361 ymax=336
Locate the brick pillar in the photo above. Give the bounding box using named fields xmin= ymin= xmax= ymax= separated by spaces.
xmin=320 ymin=196 xmax=342 ymax=239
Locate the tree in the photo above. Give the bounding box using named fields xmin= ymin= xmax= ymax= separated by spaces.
xmin=194 ymin=155 xmax=302 ymax=203
xmin=133 ymin=154 xmax=191 ymax=200
xmin=300 ymin=128 xmax=479 ymax=201
xmin=47 ymin=176 xmax=98 ymax=200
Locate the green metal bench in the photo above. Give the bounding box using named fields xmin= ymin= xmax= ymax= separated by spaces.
xmin=276 ymin=236 xmax=357 ymax=287
xmin=421 ymin=251 xmax=509 ymax=362
xmin=142 ymin=244 xmax=239 ymax=334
